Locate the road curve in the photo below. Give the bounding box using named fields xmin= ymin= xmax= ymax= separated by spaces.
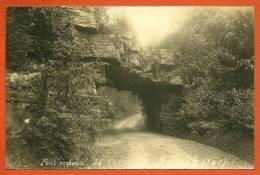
xmin=90 ymin=114 xmax=254 ymax=169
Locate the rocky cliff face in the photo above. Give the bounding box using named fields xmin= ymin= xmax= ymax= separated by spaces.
xmin=6 ymin=6 xmax=184 ymax=136
xmin=6 ymin=7 xmax=183 ymax=168
xmin=70 ymin=6 xmax=184 ymax=131
xmin=72 ymin=7 xmax=101 ymax=33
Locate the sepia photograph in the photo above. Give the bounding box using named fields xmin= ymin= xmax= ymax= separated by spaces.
xmin=6 ymin=6 xmax=254 ymax=169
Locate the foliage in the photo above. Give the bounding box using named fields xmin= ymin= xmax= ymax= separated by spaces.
xmin=161 ymin=7 xmax=254 ymax=134
xmin=6 ymin=8 xmax=34 ymax=70
xmin=7 ymin=7 xmax=96 ymax=168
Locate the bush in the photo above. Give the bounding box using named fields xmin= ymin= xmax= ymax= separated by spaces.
xmin=6 ymin=7 xmax=97 ymax=168
xmin=160 ymin=7 xmax=254 ymax=136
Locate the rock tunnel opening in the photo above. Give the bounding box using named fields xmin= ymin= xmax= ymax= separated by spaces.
xmin=97 ymin=86 xmax=144 ymax=130
xmin=103 ymin=59 xmax=183 ymax=132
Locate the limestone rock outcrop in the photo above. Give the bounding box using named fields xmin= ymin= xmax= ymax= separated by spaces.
xmin=71 ymin=7 xmax=99 ymax=33
xmin=74 ymin=34 xmax=122 ymax=60
xmin=160 ymin=49 xmax=176 ymax=66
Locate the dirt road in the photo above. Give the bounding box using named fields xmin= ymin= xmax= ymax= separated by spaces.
xmin=90 ymin=114 xmax=253 ymax=169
